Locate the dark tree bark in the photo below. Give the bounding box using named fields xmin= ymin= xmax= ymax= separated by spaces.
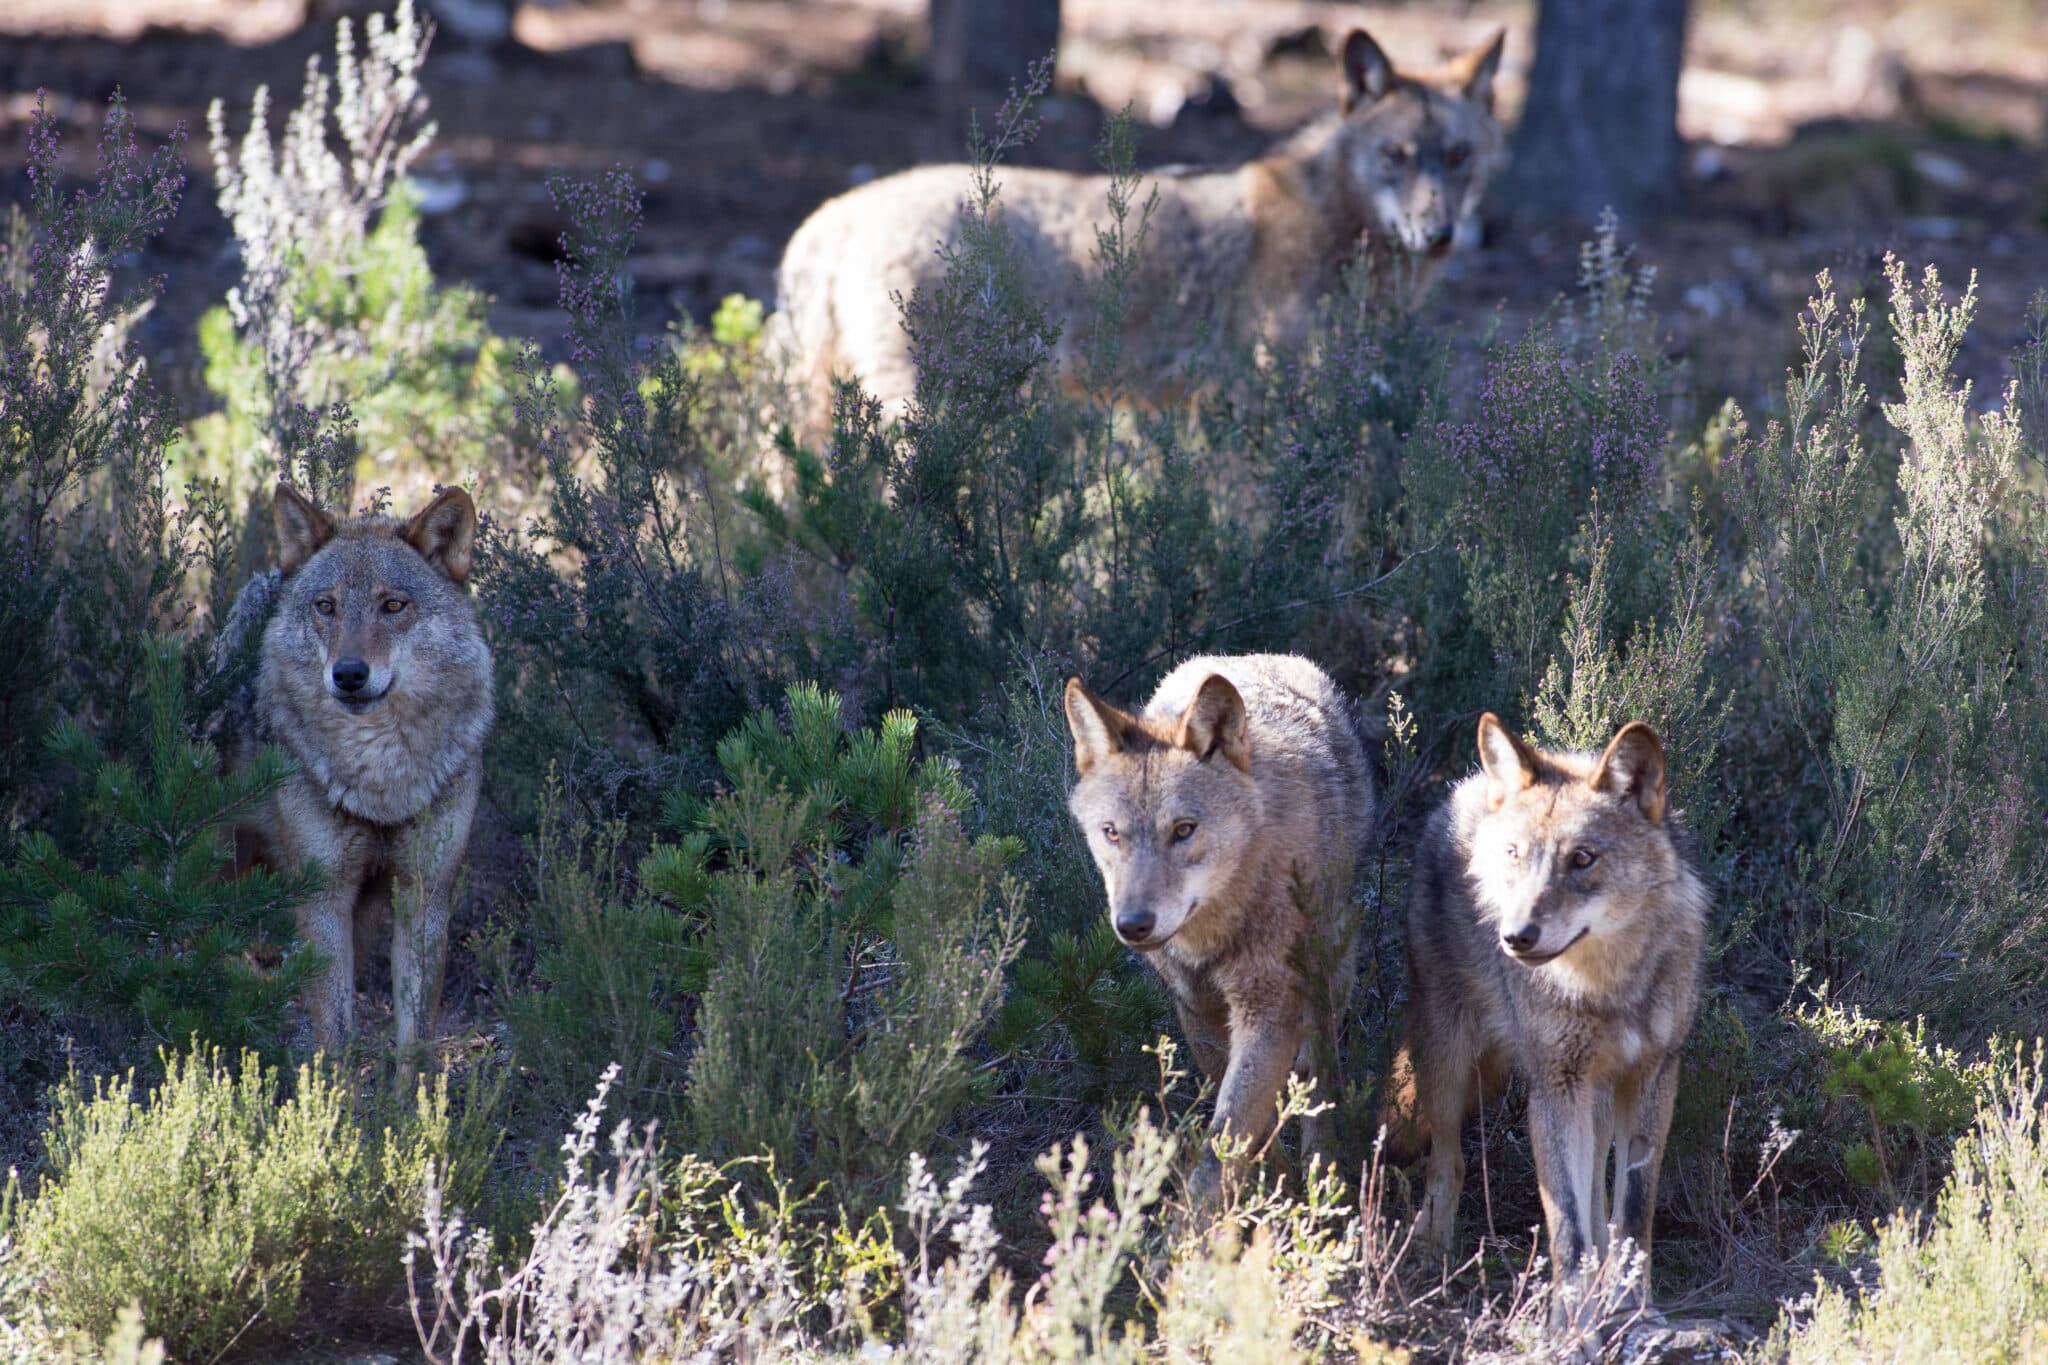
xmin=1507 ymin=0 xmax=1690 ymax=224
xmin=928 ymin=0 xmax=1061 ymax=89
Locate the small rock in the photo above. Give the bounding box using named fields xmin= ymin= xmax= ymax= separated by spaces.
xmin=1690 ymin=146 xmax=1729 ymax=183
xmin=1684 ymin=284 xmax=1728 ymax=320
xmin=1620 ymin=1314 xmax=1754 ymax=1364
xmin=1910 ymin=150 xmax=1973 ymax=192
xmin=405 ymin=174 xmax=469 ymax=215
xmin=644 ymin=157 xmax=672 ymax=185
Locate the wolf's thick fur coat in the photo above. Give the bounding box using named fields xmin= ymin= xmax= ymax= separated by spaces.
xmin=221 ymin=485 xmax=493 ymax=1081
xmin=1066 ymin=653 xmax=1376 ymax=1189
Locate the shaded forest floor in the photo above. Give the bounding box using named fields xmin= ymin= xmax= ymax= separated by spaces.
xmin=2 ymin=0 xmax=2045 ymax=422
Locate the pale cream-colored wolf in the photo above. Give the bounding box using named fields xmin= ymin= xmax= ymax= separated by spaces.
xmin=772 ymin=27 xmax=1505 ymax=426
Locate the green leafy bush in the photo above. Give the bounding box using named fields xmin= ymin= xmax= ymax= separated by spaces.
xmin=14 ymin=1043 xmax=496 ymax=1361
xmin=1798 ymin=989 xmax=1995 ymax=1206
xmin=0 ymin=637 xmax=317 ymax=1060
xmin=676 ymin=686 xmax=1025 ymax=1207
xmin=490 ymin=683 xmax=1024 ymax=1206
xmin=188 ymin=0 xmax=513 ymax=508
xmin=482 ymin=768 xmax=697 ymax=1120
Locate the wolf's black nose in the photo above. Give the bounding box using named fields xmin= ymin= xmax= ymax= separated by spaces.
xmin=1425 ymin=224 xmax=1454 ymax=251
xmin=1115 ymin=908 xmax=1156 ymax=944
xmin=1501 ymin=924 xmax=1540 ymax=954
xmin=332 ymin=657 xmax=371 ymax=693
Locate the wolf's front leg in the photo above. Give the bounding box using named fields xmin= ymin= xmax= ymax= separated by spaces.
xmin=297 ymin=882 xmax=360 ymax=1053
xmin=1528 ymin=1081 xmax=1602 ymax=1300
xmin=1193 ymin=1016 xmax=1304 ymax=1204
xmin=390 ymin=766 xmax=479 ymax=1091
xmin=1291 ymin=1022 xmax=1341 ymax=1182
xmin=1617 ymin=1054 xmax=1680 ymax=1269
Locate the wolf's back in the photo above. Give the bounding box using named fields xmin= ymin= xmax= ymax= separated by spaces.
xmin=207 ymin=568 xmax=283 ymax=760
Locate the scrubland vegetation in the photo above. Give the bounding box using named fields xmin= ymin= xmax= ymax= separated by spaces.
xmin=4 ymin=6 xmax=2048 ymax=1361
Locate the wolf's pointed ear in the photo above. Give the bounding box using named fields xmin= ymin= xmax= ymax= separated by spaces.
xmin=403 ymin=486 xmax=479 ymax=585
xmin=1340 ymin=29 xmax=1396 ymax=113
xmin=1476 ymin=712 xmax=1537 ymax=808
xmin=272 ymin=483 xmax=335 ymax=576
xmin=1066 ymin=678 xmax=1131 ymax=777
xmin=1592 ymin=722 xmax=1667 ymax=824
xmin=1179 ymin=674 xmax=1251 ymax=774
xmin=1447 ymin=28 xmax=1505 ymax=112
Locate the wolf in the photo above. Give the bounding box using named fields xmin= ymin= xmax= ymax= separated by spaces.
xmin=1384 ymin=714 xmax=1706 ymax=1300
xmin=772 ymin=26 xmax=1505 ymax=427
xmin=1064 ymin=654 xmax=1375 ymax=1195
xmin=219 ymin=483 xmax=494 ymax=1082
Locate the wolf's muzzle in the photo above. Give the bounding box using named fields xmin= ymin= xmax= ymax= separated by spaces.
xmin=1501 ymin=924 xmax=1589 ymax=965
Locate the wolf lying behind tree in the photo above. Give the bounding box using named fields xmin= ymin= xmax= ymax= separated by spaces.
xmin=770 ymin=25 xmax=1506 ymax=428
xmin=1064 ymin=654 xmax=1375 ymax=1198
xmin=218 ymin=484 xmax=494 ymax=1086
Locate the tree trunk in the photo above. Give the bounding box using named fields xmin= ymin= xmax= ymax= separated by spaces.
xmin=1506 ymin=0 xmax=1690 ymax=225
xmin=928 ymin=0 xmax=1061 ymax=90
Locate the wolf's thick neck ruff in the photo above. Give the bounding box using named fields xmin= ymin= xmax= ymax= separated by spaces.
xmin=268 ymin=669 xmax=492 ymax=826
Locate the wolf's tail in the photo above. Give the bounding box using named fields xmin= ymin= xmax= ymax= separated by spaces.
xmin=1377 ymin=1038 xmax=1432 ymax=1164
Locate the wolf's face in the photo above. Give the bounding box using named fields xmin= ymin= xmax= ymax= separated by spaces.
xmin=1064 ymin=675 xmax=1260 ymax=951
xmin=1331 ymin=28 xmax=1506 ymax=257
xmin=1465 ymin=715 xmax=1675 ymax=968
xmin=269 ymin=484 xmax=479 ymax=714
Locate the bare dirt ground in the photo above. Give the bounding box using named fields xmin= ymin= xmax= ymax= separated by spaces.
xmin=4 ymin=0 xmax=2046 ymax=420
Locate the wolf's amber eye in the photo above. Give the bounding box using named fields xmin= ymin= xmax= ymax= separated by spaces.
xmin=1102 ymin=823 xmax=1120 ymax=844
xmin=1383 ymin=144 xmax=1412 ymax=168
xmin=1572 ymin=848 xmax=1599 ymax=869
xmin=381 ymin=597 xmax=408 ymax=614
xmin=1172 ymin=820 xmax=1198 ymax=842
xmin=314 ymin=598 xmax=335 ymax=616
xmin=1446 ymin=142 xmax=1472 ymax=169
xmin=1505 ymin=844 xmax=1519 ymax=861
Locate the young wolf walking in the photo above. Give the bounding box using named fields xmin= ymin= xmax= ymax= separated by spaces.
xmin=220 ymin=484 xmax=494 ymax=1083
xmin=1385 ymin=714 xmax=1706 ymax=1300
xmin=1065 ymin=655 xmax=1375 ymax=1195
xmin=772 ymin=26 xmax=1505 ymax=426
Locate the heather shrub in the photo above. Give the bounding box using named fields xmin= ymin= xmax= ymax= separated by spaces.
xmin=0 ymin=637 xmax=317 ymax=1062
xmin=13 ymin=1043 xmax=497 ymax=1362
xmin=1726 ymin=260 xmax=2048 ymax=1027
xmin=1768 ymin=1050 xmax=2048 ymax=1363
xmin=0 ymin=92 xmax=198 ymax=820
xmin=188 ymin=0 xmax=514 ymax=507
xmin=476 ymin=167 xmax=794 ymax=819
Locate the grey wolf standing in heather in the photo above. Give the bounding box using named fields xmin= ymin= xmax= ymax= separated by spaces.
xmin=773 ymin=26 xmax=1505 ymax=425
xmin=1064 ymin=655 xmax=1375 ymax=1194
xmin=1384 ymin=714 xmax=1705 ymax=1302
xmin=220 ymin=484 xmax=493 ymax=1083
